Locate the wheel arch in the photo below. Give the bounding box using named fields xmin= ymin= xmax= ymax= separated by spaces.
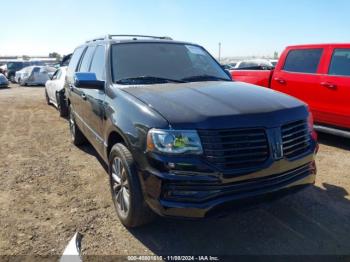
xmin=106 ymin=130 xmax=128 ymax=159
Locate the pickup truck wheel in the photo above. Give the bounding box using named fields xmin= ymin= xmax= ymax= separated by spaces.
xmin=109 ymin=143 xmax=155 ymax=227
xmin=56 ymin=92 xmax=68 ymax=117
xmin=69 ymin=105 xmax=86 ymax=146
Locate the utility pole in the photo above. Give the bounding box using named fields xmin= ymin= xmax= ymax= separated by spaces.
xmin=218 ymin=42 xmax=221 ymax=62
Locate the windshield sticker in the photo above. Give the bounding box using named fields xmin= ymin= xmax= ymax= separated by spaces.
xmin=186 ymin=45 xmax=206 ymax=55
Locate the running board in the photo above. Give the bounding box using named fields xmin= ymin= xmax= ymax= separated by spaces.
xmin=314 ymin=125 xmax=350 ymax=139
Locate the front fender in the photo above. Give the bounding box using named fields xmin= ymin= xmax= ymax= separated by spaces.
xmin=103 ymin=86 xmax=169 ymax=161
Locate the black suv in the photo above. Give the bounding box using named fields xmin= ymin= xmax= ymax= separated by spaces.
xmin=65 ymin=35 xmax=318 ymax=227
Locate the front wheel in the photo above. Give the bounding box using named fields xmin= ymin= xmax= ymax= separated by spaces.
xmin=45 ymin=89 xmax=50 ymax=105
xmin=56 ymin=91 xmax=68 ymax=117
xmin=109 ymin=143 xmax=155 ymax=227
xmin=69 ymin=105 xmax=86 ymax=146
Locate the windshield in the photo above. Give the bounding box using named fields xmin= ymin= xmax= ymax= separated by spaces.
xmin=111 ymin=43 xmax=230 ymax=84
xmin=7 ymin=62 xmax=24 ymax=70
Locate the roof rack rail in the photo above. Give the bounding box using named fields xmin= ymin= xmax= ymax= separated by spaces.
xmin=86 ymin=35 xmax=172 ymax=43
xmin=107 ymin=35 xmax=173 ymax=40
xmin=85 ymin=36 xmax=106 ymax=43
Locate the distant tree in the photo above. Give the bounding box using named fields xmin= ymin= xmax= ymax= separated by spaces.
xmin=49 ymin=52 xmax=62 ymax=61
xmin=22 ymin=55 xmax=30 ymax=60
xmin=273 ymin=51 xmax=279 ymax=59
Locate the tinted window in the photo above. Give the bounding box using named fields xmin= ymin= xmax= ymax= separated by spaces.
xmin=67 ymin=47 xmax=84 ymax=77
xmin=329 ymin=49 xmax=350 ymax=77
xmin=111 ymin=43 xmax=229 ymax=84
xmin=283 ymin=49 xmax=323 ymax=73
xmin=79 ymin=46 xmax=96 ymax=72
xmin=89 ymin=46 xmax=105 ymax=80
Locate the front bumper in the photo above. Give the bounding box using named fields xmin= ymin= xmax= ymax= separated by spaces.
xmin=139 ymin=154 xmax=316 ymax=218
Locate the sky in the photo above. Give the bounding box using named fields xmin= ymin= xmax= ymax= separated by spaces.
xmin=1 ymin=0 xmax=350 ymax=58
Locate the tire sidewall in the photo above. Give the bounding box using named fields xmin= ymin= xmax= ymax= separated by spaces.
xmin=108 ymin=144 xmax=142 ymax=226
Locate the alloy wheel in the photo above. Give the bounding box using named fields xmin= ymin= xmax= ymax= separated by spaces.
xmin=111 ymin=157 xmax=130 ymax=216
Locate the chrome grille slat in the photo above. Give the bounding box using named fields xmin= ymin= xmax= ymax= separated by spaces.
xmin=198 ymin=128 xmax=269 ymax=170
xmin=282 ymin=128 xmax=308 ymax=139
xmin=283 ymin=134 xmax=310 ymax=146
xmin=282 ymin=120 xmax=310 ymax=158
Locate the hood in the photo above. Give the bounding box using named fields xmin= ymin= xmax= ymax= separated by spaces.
xmin=122 ymin=81 xmax=308 ymax=129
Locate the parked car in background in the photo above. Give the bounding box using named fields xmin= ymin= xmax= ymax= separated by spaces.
xmin=221 ymin=64 xmax=233 ymax=70
xmin=45 ymin=67 xmax=68 ymax=116
xmin=231 ymin=43 xmax=350 ymax=138
xmin=65 ymin=35 xmax=317 ymax=227
xmin=18 ymin=66 xmax=56 ymax=86
xmin=231 ymin=59 xmax=274 ymax=70
xmin=0 ymin=74 xmax=9 ymax=88
xmin=6 ymin=61 xmax=32 ymax=82
xmin=0 ymin=64 xmax=7 ymax=75
xmin=269 ymin=59 xmax=278 ymax=66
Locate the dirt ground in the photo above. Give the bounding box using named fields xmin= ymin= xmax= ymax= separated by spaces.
xmin=1 ymin=84 xmax=350 ymax=256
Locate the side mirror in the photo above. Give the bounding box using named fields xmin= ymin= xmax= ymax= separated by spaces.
xmin=74 ymin=72 xmax=105 ymax=90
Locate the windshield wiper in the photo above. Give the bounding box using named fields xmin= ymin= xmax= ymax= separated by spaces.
xmin=115 ymin=76 xmax=185 ymax=84
xmin=181 ymin=75 xmax=231 ymax=82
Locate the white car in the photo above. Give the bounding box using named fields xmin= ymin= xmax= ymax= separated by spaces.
xmin=45 ymin=66 xmax=68 ymax=116
xmin=232 ymin=59 xmax=274 ymax=70
xmin=17 ymin=66 xmax=56 ymax=86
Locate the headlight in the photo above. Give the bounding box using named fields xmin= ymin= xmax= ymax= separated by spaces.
xmin=147 ymin=129 xmax=203 ymax=154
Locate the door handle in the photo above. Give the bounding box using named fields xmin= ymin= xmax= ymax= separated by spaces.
xmin=320 ymin=82 xmax=337 ymax=89
xmin=274 ymin=77 xmax=286 ymax=84
xmin=69 ymin=84 xmax=74 ymax=91
xmin=81 ymin=93 xmax=87 ymax=100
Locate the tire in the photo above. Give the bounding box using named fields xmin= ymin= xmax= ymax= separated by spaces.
xmin=109 ymin=143 xmax=156 ymax=227
xmin=69 ymin=105 xmax=86 ymax=146
xmin=45 ymin=89 xmax=50 ymax=105
xmin=56 ymin=92 xmax=68 ymax=117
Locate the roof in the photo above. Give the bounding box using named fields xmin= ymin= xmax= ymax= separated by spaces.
xmin=286 ymin=43 xmax=350 ymax=49
xmin=81 ymin=34 xmax=196 ymax=47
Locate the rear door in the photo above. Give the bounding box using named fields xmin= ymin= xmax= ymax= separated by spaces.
xmin=271 ymin=48 xmax=325 ymax=118
xmin=66 ymin=46 xmax=86 ymax=129
xmin=81 ymin=45 xmax=106 ymax=154
xmin=75 ymin=46 xmax=96 ymax=127
xmin=319 ymin=47 xmax=350 ymax=129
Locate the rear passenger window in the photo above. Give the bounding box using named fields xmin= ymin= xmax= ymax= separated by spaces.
xmin=67 ymin=47 xmax=84 ymax=77
xmin=329 ymin=49 xmax=350 ymax=77
xmin=89 ymin=46 xmax=106 ymax=80
xmin=283 ymin=49 xmax=323 ymax=73
xmin=79 ymin=46 xmax=96 ymax=72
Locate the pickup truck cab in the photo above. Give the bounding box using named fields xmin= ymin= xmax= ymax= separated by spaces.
xmin=65 ymin=35 xmax=317 ymax=227
xmin=231 ymin=44 xmax=350 ymax=138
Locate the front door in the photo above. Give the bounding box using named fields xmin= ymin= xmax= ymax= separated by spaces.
xmin=82 ymin=45 xmax=107 ymax=154
xmin=271 ymin=48 xmax=325 ymax=121
xmin=319 ymin=47 xmax=350 ymax=129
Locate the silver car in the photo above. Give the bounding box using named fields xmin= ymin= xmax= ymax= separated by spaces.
xmin=0 ymin=73 xmax=9 ymax=88
xmin=18 ymin=66 xmax=56 ymax=86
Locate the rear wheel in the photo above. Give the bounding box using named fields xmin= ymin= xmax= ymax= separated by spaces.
xmin=109 ymin=143 xmax=155 ymax=227
xmin=19 ymin=78 xmax=26 ymax=86
xmin=69 ymin=105 xmax=86 ymax=146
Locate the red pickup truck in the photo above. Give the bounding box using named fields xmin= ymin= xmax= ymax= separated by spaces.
xmin=231 ymin=44 xmax=350 ymax=138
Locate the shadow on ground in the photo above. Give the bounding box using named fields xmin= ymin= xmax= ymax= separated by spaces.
xmin=317 ymin=132 xmax=350 ymax=150
xmin=127 ymin=184 xmax=350 ymax=255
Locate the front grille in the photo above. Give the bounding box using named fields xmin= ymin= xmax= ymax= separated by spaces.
xmin=282 ymin=120 xmax=311 ymax=158
xmin=198 ymin=128 xmax=269 ymax=170
xmin=163 ymin=163 xmax=314 ymax=203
